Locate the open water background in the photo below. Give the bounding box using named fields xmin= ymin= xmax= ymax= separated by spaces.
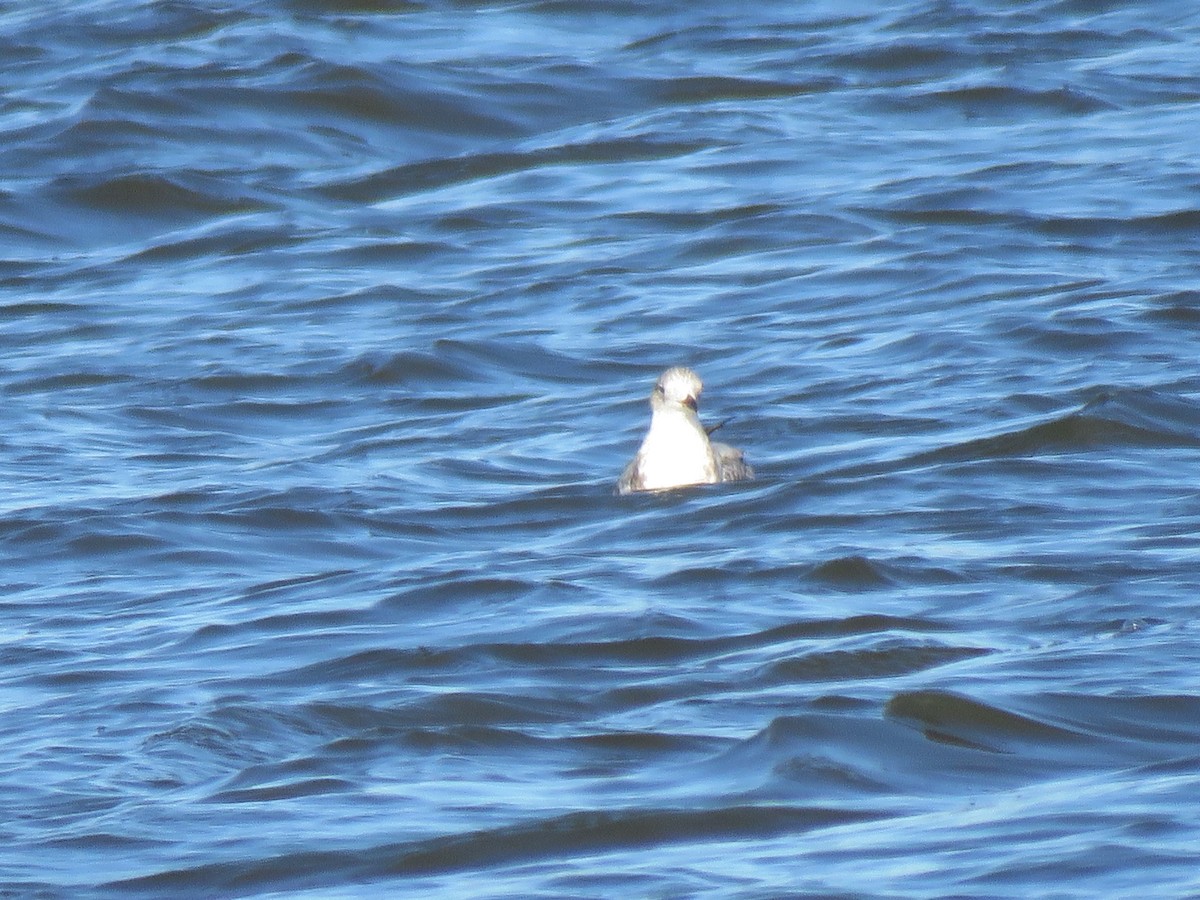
xmin=3 ymin=1 xmax=1200 ymax=896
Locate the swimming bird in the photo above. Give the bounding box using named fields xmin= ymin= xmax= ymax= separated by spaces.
xmin=616 ymin=366 xmax=754 ymax=494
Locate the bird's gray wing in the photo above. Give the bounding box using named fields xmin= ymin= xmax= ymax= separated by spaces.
xmin=616 ymin=455 xmax=643 ymax=495
xmin=712 ymin=442 xmax=754 ymax=483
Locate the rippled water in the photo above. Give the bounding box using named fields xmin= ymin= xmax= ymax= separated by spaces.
xmin=4 ymin=1 xmax=1200 ymax=896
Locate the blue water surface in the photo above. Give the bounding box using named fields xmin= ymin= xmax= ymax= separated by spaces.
xmin=3 ymin=1 xmax=1200 ymax=896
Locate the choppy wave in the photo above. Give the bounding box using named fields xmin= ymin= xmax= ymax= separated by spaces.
xmin=4 ymin=0 xmax=1200 ymax=896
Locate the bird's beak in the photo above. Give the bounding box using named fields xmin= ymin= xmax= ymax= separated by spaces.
xmin=683 ymin=396 xmax=698 ymax=411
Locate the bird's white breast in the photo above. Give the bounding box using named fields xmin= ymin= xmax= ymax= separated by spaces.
xmin=635 ymin=409 xmax=717 ymax=491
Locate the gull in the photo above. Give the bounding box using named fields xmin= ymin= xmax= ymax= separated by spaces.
xmin=617 ymin=366 xmax=754 ymax=495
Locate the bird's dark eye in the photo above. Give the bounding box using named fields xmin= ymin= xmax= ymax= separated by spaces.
xmin=654 ymin=385 xmax=666 ymax=396
xmin=683 ymin=396 xmax=697 ymax=411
